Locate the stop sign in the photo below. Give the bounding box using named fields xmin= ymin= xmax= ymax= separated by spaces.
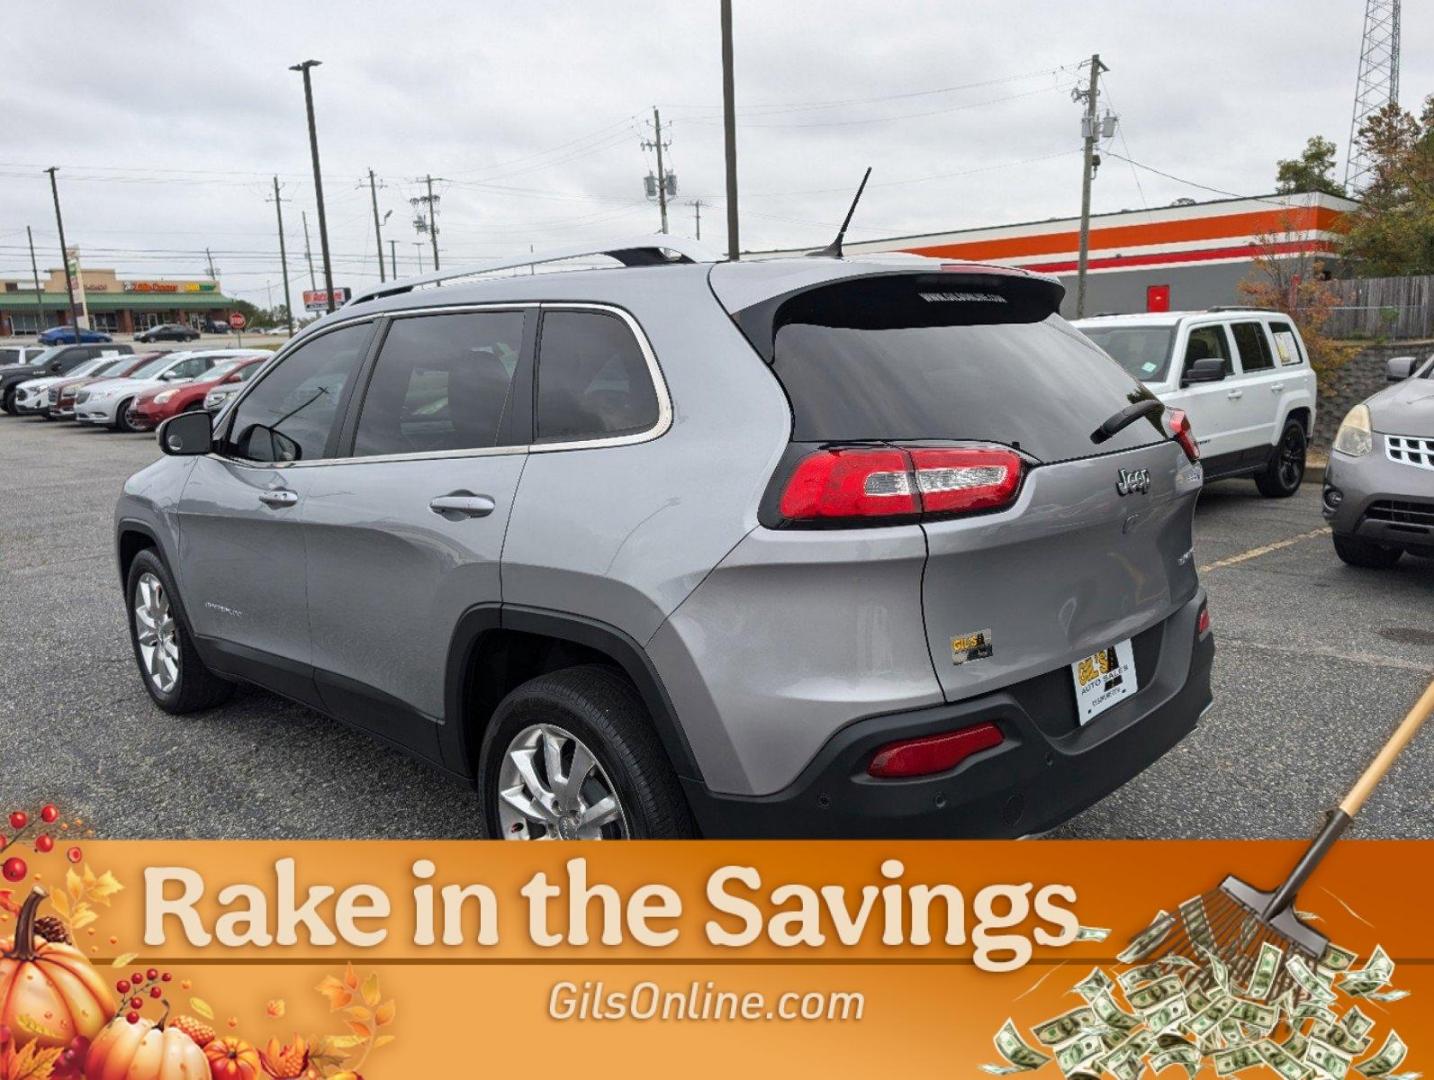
xmin=228 ymin=312 xmax=246 ymax=330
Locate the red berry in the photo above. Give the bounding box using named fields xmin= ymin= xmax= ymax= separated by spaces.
xmin=129 ymin=997 xmax=143 ymax=1010
xmin=8 ymin=811 xmax=27 ymax=831
xmin=150 ymin=986 xmax=162 ymax=999
xmin=40 ymin=805 xmax=59 ymax=824
xmin=161 ymin=972 xmax=172 ymax=982
xmin=126 ymin=1012 xmax=140 ymax=1025
xmin=1 ymin=857 xmax=26 ymax=883
xmin=0 ymin=835 xmax=6 ymax=850
xmin=66 ymin=846 xmax=82 ymax=864
xmin=116 ymin=980 xmax=130 ymax=994
xmin=35 ymin=835 xmax=54 ymax=853
xmin=146 ymin=968 xmax=159 ymax=981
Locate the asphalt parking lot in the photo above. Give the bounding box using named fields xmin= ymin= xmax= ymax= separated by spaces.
xmin=2 ymin=416 xmax=1431 ymax=840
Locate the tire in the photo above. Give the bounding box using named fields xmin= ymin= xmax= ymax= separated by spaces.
xmin=125 ymin=548 xmax=234 ymax=713
xmin=112 ymin=398 xmax=137 ymax=432
xmin=1 ymin=387 xmax=16 ymax=415
xmin=1255 ymin=420 xmax=1307 ymax=497
xmin=1333 ymin=534 xmax=1403 ymax=569
xmin=477 ymin=664 xmax=694 ymax=840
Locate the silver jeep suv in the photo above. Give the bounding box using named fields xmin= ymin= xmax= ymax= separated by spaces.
xmin=115 ymin=239 xmax=1214 ymax=839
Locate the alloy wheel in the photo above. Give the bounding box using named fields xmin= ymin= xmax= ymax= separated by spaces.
xmin=133 ymin=571 xmax=180 ymax=694
xmin=496 ymin=724 xmax=629 ymax=840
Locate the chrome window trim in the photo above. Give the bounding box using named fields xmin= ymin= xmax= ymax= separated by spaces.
xmin=206 ymin=300 xmax=672 ymax=470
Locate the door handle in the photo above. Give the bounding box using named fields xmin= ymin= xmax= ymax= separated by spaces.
xmin=258 ymin=489 xmax=299 ymax=509
xmin=1270 ymin=382 xmax=1286 ymax=392
xmin=429 ymin=493 xmax=496 ymax=518
xmin=1226 ymin=389 xmax=1243 ymax=399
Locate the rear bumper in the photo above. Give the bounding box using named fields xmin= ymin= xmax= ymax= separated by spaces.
xmin=684 ymin=590 xmax=1212 ymax=838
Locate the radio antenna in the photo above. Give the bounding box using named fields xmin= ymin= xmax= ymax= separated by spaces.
xmin=810 ymin=166 xmax=871 ymax=259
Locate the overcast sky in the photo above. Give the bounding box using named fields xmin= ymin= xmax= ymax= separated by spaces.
xmin=2 ymin=0 xmax=1428 ymax=312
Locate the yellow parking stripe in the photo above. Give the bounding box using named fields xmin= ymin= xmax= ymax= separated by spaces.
xmin=1198 ymin=526 xmax=1331 ymax=573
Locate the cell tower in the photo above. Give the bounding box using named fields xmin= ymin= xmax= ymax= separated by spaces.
xmin=1344 ymin=0 xmax=1401 ymax=192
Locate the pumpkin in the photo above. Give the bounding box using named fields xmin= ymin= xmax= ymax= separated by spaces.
xmin=204 ymin=1036 xmax=261 ymax=1080
xmin=0 ymin=887 xmax=114 ymax=1050
xmin=85 ymin=1012 xmax=209 ymax=1080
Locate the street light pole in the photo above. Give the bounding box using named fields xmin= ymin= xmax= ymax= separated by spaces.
xmin=720 ymin=0 xmax=740 ymax=260
xmin=290 ymin=60 xmax=336 ymax=312
xmin=44 ymin=167 xmax=80 ymax=333
xmin=389 ymin=239 xmax=398 ymax=279
xmin=368 ymin=168 xmax=386 ymax=283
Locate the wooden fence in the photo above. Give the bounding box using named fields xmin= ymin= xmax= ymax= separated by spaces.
xmin=1325 ymin=275 xmax=1434 ymax=339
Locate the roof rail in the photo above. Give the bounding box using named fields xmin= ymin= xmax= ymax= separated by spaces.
xmin=345 ymin=236 xmax=721 ymax=307
xmin=1204 ymin=305 xmax=1269 ymax=313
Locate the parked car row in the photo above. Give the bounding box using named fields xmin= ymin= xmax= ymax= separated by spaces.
xmin=0 ymin=343 xmax=270 ymax=432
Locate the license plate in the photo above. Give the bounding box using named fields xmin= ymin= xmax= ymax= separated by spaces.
xmin=1071 ymin=639 xmax=1137 ymax=725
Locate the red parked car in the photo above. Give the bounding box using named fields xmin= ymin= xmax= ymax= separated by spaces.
xmin=50 ymin=352 xmax=167 ymax=420
xmin=128 ymin=355 xmax=267 ymax=431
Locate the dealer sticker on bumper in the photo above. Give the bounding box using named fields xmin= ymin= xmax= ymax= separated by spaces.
xmin=1071 ymin=638 xmax=1137 ymax=725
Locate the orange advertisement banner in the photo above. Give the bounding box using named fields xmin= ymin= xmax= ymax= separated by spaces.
xmin=0 ymin=840 xmax=1428 ymax=1078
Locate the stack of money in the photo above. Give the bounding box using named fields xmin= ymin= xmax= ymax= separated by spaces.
xmin=982 ymin=907 xmax=1415 ymax=1080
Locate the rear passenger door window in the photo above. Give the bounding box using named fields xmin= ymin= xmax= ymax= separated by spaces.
xmin=1181 ymin=325 xmax=1233 ymax=378
xmin=1230 ymin=321 xmax=1275 ymax=373
xmin=535 ymin=310 xmax=660 ymax=442
xmin=1267 ymin=320 xmax=1304 ymax=366
xmin=223 ymin=322 xmax=372 ymax=463
xmin=353 ymin=310 xmax=525 ymax=457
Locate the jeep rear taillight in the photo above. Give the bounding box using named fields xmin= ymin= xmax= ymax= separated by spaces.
xmin=778 ymin=446 xmax=1024 ymax=524
xmin=1167 ymin=408 xmax=1200 ymax=463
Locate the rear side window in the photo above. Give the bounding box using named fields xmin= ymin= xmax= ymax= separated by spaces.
xmin=1267 ymin=321 xmax=1304 ymax=366
xmin=1182 ymin=325 xmax=1233 ymax=378
xmin=353 ymin=311 xmax=524 ymax=457
xmin=1231 ymin=321 xmax=1275 ymax=372
xmin=225 ymin=323 xmax=371 ymax=462
xmin=1076 ymin=325 xmax=1175 ymax=382
xmin=756 ymin=275 xmax=1163 ymax=463
xmin=535 ymin=310 xmax=659 ymax=441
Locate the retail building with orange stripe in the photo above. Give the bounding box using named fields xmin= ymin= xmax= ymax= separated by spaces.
xmin=776 ymin=191 xmax=1357 ymax=316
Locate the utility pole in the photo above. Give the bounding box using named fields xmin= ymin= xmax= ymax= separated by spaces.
xmin=688 ymin=199 xmax=705 ymax=240
xmin=205 ymin=247 xmax=218 ymax=280
xmin=389 ymin=239 xmax=398 ymax=279
xmin=26 ymin=226 xmax=44 ymax=331
xmin=368 ymin=168 xmax=387 ymax=283
xmin=720 ymin=0 xmax=740 ymax=260
xmin=1074 ymin=52 xmax=1107 ymax=319
xmin=290 ymin=59 xmax=336 ymax=312
xmin=641 ymin=107 xmax=672 ymax=234
xmin=301 ymin=210 xmax=317 ymax=289
xmin=269 ymin=177 xmax=295 ymax=336
xmin=425 ymin=175 xmax=440 ymax=271
xmin=44 ymin=167 xmax=80 ymax=332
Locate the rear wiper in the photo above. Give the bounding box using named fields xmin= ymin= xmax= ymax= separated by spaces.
xmin=1091 ymin=398 xmax=1162 ymax=444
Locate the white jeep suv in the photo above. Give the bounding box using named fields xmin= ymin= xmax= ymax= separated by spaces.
xmin=1074 ymin=309 xmax=1317 ymax=497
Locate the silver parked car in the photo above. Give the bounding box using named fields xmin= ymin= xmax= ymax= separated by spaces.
xmin=114 ymin=238 xmax=1213 ymax=839
xmin=1324 ymin=353 xmax=1434 ymax=568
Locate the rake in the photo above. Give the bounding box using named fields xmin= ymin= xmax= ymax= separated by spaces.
xmin=1137 ymin=677 xmax=1434 ymax=1003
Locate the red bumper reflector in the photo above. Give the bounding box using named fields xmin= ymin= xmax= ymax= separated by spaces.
xmin=1196 ymin=605 xmax=1211 ymax=636
xmin=867 ymin=722 xmax=1005 ymax=779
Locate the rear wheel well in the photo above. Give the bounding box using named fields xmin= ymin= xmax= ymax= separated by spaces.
xmin=1285 ymin=406 xmax=1311 ymax=437
xmin=117 ymin=528 xmax=157 ymax=584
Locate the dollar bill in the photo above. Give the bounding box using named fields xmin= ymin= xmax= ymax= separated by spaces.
xmin=1288 ymin=955 xmax=1339 ymax=1005
xmin=1091 ymin=990 xmax=1141 ymax=1034
xmin=1259 ymin=1039 xmax=1313 ymax=1080
xmin=1340 ymin=946 xmax=1394 ymax=997
xmin=1355 ymin=1032 xmax=1407 ymax=1078
xmin=1186 ymin=986 xmax=1211 ymax=1015
xmin=1228 ymin=999 xmax=1279 ymax=1034
xmin=1295 ymin=1001 xmax=1339 ymax=1028
xmin=1186 ymin=997 xmax=1237 ymax=1039
xmin=1118 ymin=911 xmax=1176 ymax=964
xmin=1312 ymin=1021 xmax=1373 ymax=1057
xmin=1128 ymin=975 xmax=1185 ymax=1014
xmin=985 ymin=1019 xmax=1054 ymax=1074
xmin=1307 ymin=1037 xmax=1354 ymax=1079
xmin=1146 ymin=997 xmax=1191 ymax=1034
xmin=1056 ymin=1033 xmax=1107 ymax=1075
xmin=1076 ymin=925 xmax=1112 ymax=942
xmin=1343 ymin=1007 xmax=1376 ymax=1040
xmin=1120 ymin=963 xmax=1171 ymax=992
xmin=1362 ymin=989 xmax=1409 ymax=1004
xmin=1246 ymin=941 xmax=1285 ymax=1001
xmin=1319 ymin=943 xmax=1359 ymax=973
xmin=1283 ymin=1031 xmax=1310 ymax=1059
xmin=1150 ymin=1044 xmax=1200 ymax=1078
xmin=1033 ymin=1007 xmax=1099 ymax=1047
xmin=1074 ymin=967 xmax=1115 ymax=1002
xmin=1199 ymin=945 xmax=1232 ymax=994
xmin=1213 ymin=1044 xmax=1264 ymax=1076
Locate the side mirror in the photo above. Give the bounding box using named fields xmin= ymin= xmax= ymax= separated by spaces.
xmin=1386 ymin=356 xmax=1417 ymax=382
xmin=158 ymin=410 xmax=212 ymax=456
xmin=1182 ymin=357 xmax=1227 ymax=386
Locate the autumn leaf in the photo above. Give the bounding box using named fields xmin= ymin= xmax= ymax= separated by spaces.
xmin=111 ymin=952 xmax=138 ymax=968
xmin=190 ymin=997 xmax=215 ymax=1020
xmin=320 ymin=1035 xmax=365 ymax=1053
xmin=344 ymin=1020 xmax=372 ymax=1040
xmin=342 ymin=1006 xmax=371 ymax=1025
xmin=266 ymin=999 xmax=286 ymax=1019
xmin=373 ymin=1034 xmax=396 ymax=1049
xmin=71 ymin=908 xmax=98 ymax=931
xmin=342 ymin=963 xmax=359 ymax=990
xmin=46 ymin=892 xmax=70 ymax=920
xmin=316 ymin=975 xmax=353 ymax=1011
xmin=87 ymin=869 xmax=124 ymax=905
xmin=2 ymin=1041 xmax=64 ymax=1080
xmin=360 ymin=972 xmax=381 ymax=1008
xmin=65 ymin=869 xmax=84 ymax=905
xmin=373 ymin=1000 xmax=395 ymax=1027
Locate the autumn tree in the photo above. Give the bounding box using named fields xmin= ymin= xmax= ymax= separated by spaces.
xmin=1341 ymin=95 xmax=1434 ymax=275
xmin=1275 ymin=136 xmax=1345 ymax=197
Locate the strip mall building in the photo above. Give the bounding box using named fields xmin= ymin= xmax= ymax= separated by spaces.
xmin=838 ymin=191 xmax=1356 ymax=317
xmin=0 ymin=267 xmax=236 ymax=336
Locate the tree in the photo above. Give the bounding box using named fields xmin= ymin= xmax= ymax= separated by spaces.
xmin=1341 ymin=96 xmax=1434 ymax=276
xmin=1275 ymin=136 xmax=1345 ymax=197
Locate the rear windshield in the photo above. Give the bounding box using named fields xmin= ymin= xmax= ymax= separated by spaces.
xmin=755 ymin=275 xmax=1164 ymax=463
xmin=1075 ymin=325 xmax=1176 ymax=383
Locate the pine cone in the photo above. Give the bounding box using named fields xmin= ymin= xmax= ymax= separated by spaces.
xmin=33 ymin=915 xmax=70 ymax=944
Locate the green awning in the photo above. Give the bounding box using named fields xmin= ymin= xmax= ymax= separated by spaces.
xmin=0 ymin=292 xmax=234 ymax=311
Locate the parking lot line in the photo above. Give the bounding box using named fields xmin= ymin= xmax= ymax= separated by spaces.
xmin=1198 ymin=526 xmax=1331 ymax=573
